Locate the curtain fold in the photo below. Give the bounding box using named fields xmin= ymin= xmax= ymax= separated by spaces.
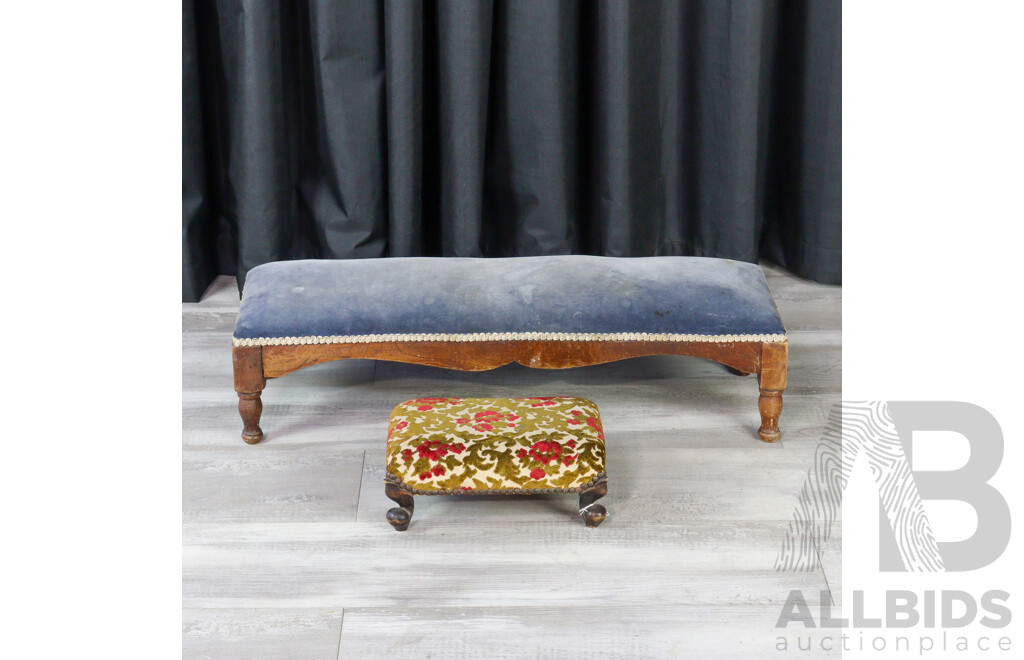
xmin=183 ymin=0 xmax=841 ymax=302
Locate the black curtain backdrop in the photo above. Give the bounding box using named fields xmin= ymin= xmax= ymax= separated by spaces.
xmin=183 ymin=0 xmax=840 ymax=302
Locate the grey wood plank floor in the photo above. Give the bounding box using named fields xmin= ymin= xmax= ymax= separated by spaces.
xmin=183 ymin=264 xmax=841 ymax=659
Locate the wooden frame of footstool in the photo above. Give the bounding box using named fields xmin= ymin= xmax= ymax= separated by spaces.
xmin=233 ymin=338 xmax=788 ymax=444
xmin=384 ymin=474 xmax=609 ymax=531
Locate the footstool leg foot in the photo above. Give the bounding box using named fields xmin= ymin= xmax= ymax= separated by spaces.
xmin=238 ymin=391 xmax=264 ymax=444
xmin=579 ymin=481 xmax=608 ymax=528
xmin=385 ymin=483 xmax=415 ymax=531
xmin=233 ymin=345 xmax=266 ymax=444
xmin=757 ymin=342 xmax=787 ymax=443
xmin=757 ymin=389 xmax=783 ymax=443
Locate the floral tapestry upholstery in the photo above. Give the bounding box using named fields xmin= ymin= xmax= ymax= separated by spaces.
xmin=386 ymin=397 xmax=606 ymax=494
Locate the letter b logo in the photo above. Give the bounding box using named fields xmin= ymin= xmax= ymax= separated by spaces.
xmin=883 ymin=402 xmax=1011 ymax=571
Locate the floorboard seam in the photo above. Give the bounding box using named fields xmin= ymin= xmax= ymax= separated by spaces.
xmin=815 ymin=541 xmax=836 ymax=606
xmin=353 ymin=450 xmax=366 ymax=520
xmin=335 ymin=608 xmax=345 ymax=659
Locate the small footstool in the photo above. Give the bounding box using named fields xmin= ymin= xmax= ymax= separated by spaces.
xmin=384 ymin=396 xmax=608 ymax=530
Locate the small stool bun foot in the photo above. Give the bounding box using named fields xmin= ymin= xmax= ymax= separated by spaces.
xmin=582 ymin=504 xmax=607 ymax=527
xmin=385 ymin=484 xmax=415 ymax=532
xmin=579 ymin=480 xmax=608 ymax=528
xmin=387 ymin=507 xmax=412 ymax=531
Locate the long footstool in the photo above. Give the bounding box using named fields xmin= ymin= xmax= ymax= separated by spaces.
xmin=231 ymin=255 xmax=788 ymax=444
xmin=383 ymin=396 xmax=609 ymax=530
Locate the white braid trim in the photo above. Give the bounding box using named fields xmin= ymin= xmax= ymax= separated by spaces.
xmin=232 ymin=331 xmax=787 ymax=347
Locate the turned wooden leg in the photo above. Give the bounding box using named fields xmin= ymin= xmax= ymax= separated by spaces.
xmin=757 ymin=342 xmax=788 ymax=443
xmin=233 ymin=345 xmax=267 ymax=444
xmin=386 ymin=483 xmax=415 ymax=531
xmin=238 ymin=392 xmax=264 ymax=444
xmin=579 ymin=480 xmax=608 ymax=528
xmin=726 ymin=366 xmax=751 ymax=376
xmin=758 ymin=389 xmax=782 ymax=442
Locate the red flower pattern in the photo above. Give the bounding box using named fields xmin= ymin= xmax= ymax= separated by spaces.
xmin=414 ymin=439 xmax=465 ymax=462
xmin=411 ymin=397 xmax=463 ymax=411
xmin=514 ymin=438 xmax=581 ymax=471
xmin=455 ymin=409 xmax=520 ymax=433
xmin=528 ymin=440 xmax=563 ymax=465
xmin=388 ymin=420 xmax=409 ymax=441
xmin=529 ymin=468 xmax=547 ymax=480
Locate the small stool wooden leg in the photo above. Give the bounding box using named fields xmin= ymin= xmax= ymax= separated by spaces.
xmin=386 ymin=483 xmax=415 ymax=531
xmin=579 ymin=481 xmax=608 ymax=528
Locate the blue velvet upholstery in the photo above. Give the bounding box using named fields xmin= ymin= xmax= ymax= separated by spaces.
xmin=233 ymin=256 xmax=785 ymax=341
